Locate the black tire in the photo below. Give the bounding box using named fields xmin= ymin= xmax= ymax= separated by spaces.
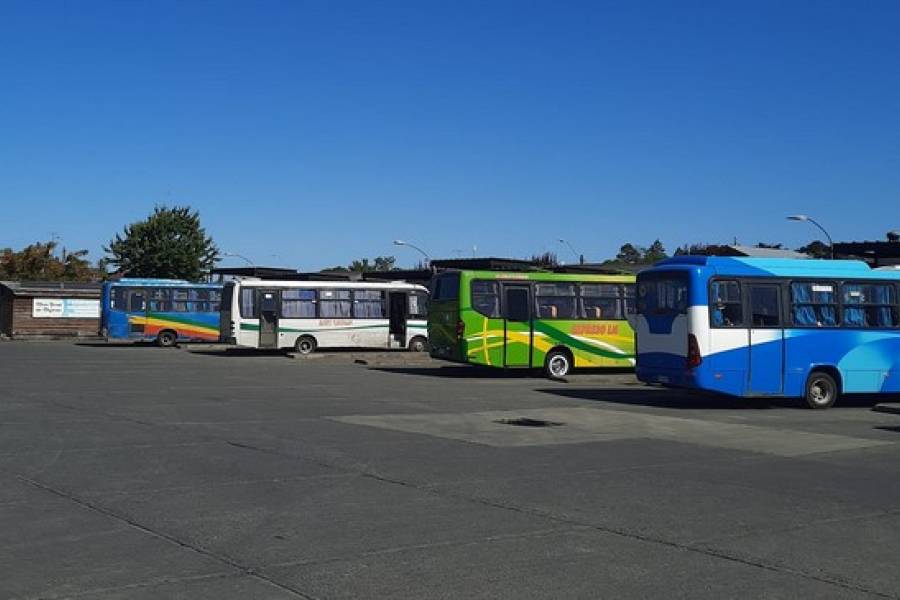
xmin=156 ymin=330 xmax=178 ymax=348
xmin=805 ymin=371 xmax=839 ymax=409
xmin=294 ymin=336 xmax=317 ymax=355
xmin=408 ymin=336 xmax=427 ymax=353
xmin=544 ymin=349 xmax=572 ymax=379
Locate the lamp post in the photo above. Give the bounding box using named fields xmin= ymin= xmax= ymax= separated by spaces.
xmin=558 ymin=239 xmax=584 ymax=264
xmin=221 ymin=251 xmax=253 ymax=266
xmin=393 ymin=240 xmax=430 ymax=266
xmin=787 ymin=215 xmax=834 ymax=259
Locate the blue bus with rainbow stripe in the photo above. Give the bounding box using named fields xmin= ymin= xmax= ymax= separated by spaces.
xmin=635 ymin=257 xmax=900 ymax=408
xmin=101 ymin=279 xmax=223 ymax=346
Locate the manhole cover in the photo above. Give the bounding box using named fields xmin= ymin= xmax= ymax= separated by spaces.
xmin=494 ymin=417 xmax=564 ymax=427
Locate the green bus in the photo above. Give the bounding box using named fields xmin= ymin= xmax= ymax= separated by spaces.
xmin=428 ymin=269 xmax=636 ymax=378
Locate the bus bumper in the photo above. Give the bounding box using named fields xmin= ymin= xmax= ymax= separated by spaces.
xmin=637 ymin=368 xmax=698 ymax=388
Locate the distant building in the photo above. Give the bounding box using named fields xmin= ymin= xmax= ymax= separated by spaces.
xmin=834 ymin=232 xmax=900 ymax=267
xmin=725 ymin=245 xmax=811 ymax=259
xmin=0 ymin=281 xmax=102 ymax=338
xmin=676 ymin=245 xmax=811 ymax=260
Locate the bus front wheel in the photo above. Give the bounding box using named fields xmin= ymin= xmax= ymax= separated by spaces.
xmin=544 ymin=349 xmax=572 ymax=379
xmin=805 ymin=371 xmax=839 ymax=409
xmin=295 ymin=336 xmax=317 ymax=355
xmin=156 ymin=330 xmax=178 ymax=348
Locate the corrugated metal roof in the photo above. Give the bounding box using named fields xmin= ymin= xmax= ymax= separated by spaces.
xmin=728 ymin=245 xmax=811 ymax=259
xmin=0 ymin=281 xmax=102 ymax=297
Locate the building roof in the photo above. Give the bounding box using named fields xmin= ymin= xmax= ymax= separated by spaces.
xmin=430 ymin=257 xmax=544 ymax=271
xmin=834 ymin=240 xmax=900 ymax=266
xmin=0 ymin=281 xmax=102 ymax=297
xmin=727 ymin=245 xmax=811 ymax=259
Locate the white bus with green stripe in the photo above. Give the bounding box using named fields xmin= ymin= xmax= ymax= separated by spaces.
xmin=221 ymin=280 xmax=429 ymax=353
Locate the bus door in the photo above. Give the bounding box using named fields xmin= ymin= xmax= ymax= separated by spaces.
xmin=388 ymin=291 xmax=408 ymax=348
xmin=502 ymin=284 xmax=533 ymax=367
xmin=747 ymin=283 xmax=784 ymax=395
xmin=258 ymin=289 xmax=279 ymax=349
xmin=127 ymin=289 xmax=147 ymax=336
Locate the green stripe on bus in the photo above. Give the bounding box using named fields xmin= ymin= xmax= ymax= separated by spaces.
xmin=532 ymin=321 xmax=635 ymax=360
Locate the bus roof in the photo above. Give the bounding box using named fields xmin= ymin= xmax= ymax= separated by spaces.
xmin=648 ymin=257 xmax=899 ymax=280
xmin=444 ymin=269 xmax=634 ymax=282
xmin=232 ymin=279 xmax=428 ymax=290
xmin=105 ymin=278 xmax=222 ymax=287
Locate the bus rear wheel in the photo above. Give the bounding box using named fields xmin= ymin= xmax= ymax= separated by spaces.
xmin=544 ymin=349 xmax=572 ymax=379
xmin=408 ymin=336 xmax=427 ymax=353
xmin=805 ymin=371 xmax=838 ymax=409
xmin=156 ymin=330 xmax=178 ymax=348
xmin=295 ymin=336 xmax=317 ymax=355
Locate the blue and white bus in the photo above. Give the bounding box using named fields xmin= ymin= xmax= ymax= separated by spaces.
xmin=635 ymin=257 xmax=900 ymax=408
xmin=101 ymin=279 xmax=223 ymax=346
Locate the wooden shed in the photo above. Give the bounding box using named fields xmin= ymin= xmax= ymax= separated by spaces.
xmin=0 ymin=281 xmax=102 ymax=338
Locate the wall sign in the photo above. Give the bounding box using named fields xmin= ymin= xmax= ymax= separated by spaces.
xmin=32 ymin=298 xmax=100 ymax=319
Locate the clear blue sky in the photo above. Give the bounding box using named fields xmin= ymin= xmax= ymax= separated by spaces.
xmin=2 ymin=1 xmax=898 ymax=270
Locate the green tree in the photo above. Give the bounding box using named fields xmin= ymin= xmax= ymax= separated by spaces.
xmin=643 ymin=239 xmax=668 ymax=263
xmin=347 ymin=256 xmax=397 ymax=272
xmin=0 ymin=241 xmax=99 ymax=281
xmin=530 ymin=252 xmax=559 ymax=267
xmin=105 ymin=206 xmax=218 ymax=280
xmin=674 ymin=243 xmax=733 ymax=256
xmin=797 ymin=240 xmax=830 ymax=259
xmin=615 ymin=243 xmax=643 ymax=264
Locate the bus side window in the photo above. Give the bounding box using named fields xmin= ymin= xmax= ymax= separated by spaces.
xmin=471 ymin=281 xmax=500 ymax=318
xmin=710 ymin=280 xmax=742 ymax=327
xmin=580 ymin=284 xmax=622 ymax=320
xmin=791 ymin=282 xmax=838 ymax=327
xmin=240 ymin=288 xmax=258 ymax=318
xmin=535 ymin=283 xmax=578 ymax=319
xmin=749 ymin=286 xmax=781 ymax=328
xmin=111 ymin=287 xmax=129 ymax=310
xmin=149 ymin=288 xmax=172 ymax=312
xmin=409 ymin=292 xmax=428 ymax=318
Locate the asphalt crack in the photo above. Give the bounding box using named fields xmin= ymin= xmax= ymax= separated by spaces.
xmin=14 ymin=475 xmax=321 ymax=600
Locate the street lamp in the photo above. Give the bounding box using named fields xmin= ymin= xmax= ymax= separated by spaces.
xmin=787 ymin=215 xmax=834 ymax=259
xmin=558 ymin=239 xmax=584 ymax=264
xmin=221 ymin=251 xmax=253 ymax=266
xmin=393 ymin=239 xmax=430 ymax=266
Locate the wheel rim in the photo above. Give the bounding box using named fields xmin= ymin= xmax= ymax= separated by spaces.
xmin=549 ymin=355 xmax=569 ymax=377
xmin=810 ymin=379 xmax=832 ymax=404
xmin=299 ymin=340 xmax=313 ymax=353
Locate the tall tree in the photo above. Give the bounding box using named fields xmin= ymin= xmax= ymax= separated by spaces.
xmin=105 ymin=206 xmax=218 ymax=280
xmin=615 ymin=243 xmax=643 ymax=264
xmin=797 ymin=240 xmax=830 ymax=259
xmin=347 ymin=256 xmax=397 ymax=272
xmin=530 ymin=251 xmax=559 ymax=267
xmin=0 ymin=241 xmax=99 ymax=281
xmin=674 ymin=243 xmax=733 ymax=256
xmin=644 ymin=239 xmax=668 ymax=263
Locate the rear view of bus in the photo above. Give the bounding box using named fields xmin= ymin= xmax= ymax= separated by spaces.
xmin=634 ymin=263 xmax=699 ymax=388
xmin=428 ymin=272 xmax=463 ymax=362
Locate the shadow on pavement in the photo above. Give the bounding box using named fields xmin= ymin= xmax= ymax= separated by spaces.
xmin=535 ymin=387 xmax=798 ymax=410
xmin=75 ymin=341 xmax=158 ymax=348
xmin=188 ymin=348 xmax=291 ymax=358
xmin=372 ymin=366 xmax=537 ymax=379
xmin=536 ymin=387 xmax=894 ymax=410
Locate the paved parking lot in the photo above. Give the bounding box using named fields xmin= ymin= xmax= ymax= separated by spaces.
xmin=3 ymin=341 xmax=900 ymax=599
